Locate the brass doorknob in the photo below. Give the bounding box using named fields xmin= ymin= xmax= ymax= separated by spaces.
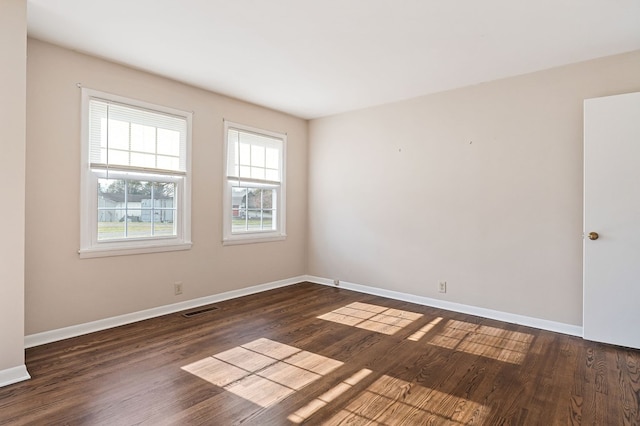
xmin=588 ymin=232 xmax=599 ymax=240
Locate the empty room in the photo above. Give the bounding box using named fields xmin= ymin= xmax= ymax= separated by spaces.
xmin=1 ymin=0 xmax=639 ymax=424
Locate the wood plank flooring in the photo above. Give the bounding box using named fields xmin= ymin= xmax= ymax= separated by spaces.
xmin=1 ymin=282 xmax=638 ymax=425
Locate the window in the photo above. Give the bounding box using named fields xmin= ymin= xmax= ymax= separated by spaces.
xmin=223 ymin=121 xmax=286 ymax=244
xmin=80 ymin=89 xmax=192 ymax=258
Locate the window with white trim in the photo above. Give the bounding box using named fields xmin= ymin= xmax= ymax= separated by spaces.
xmin=223 ymin=121 xmax=286 ymax=244
xmin=80 ymin=89 xmax=192 ymax=258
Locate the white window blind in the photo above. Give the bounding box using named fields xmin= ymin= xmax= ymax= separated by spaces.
xmin=226 ymin=128 xmax=283 ymax=184
xmin=89 ymin=99 xmax=188 ymax=174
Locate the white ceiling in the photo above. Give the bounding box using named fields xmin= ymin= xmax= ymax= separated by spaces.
xmin=27 ymin=0 xmax=640 ymax=119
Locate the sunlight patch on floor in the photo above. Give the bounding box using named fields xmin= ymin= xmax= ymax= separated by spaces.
xmin=318 ymin=302 xmax=423 ymax=335
xmin=407 ymin=317 xmax=444 ymax=341
xmin=324 ymin=374 xmax=489 ymax=425
xmin=427 ymin=319 xmax=534 ymax=364
xmin=288 ymin=368 xmax=373 ymax=424
xmin=181 ymin=338 xmax=343 ymax=408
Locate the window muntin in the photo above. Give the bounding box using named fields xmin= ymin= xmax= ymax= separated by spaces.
xmin=224 ymin=121 xmax=286 ymax=244
xmin=80 ymin=89 xmax=192 ymax=258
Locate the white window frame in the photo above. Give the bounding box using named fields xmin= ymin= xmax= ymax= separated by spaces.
xmin=223 ymin=120 xmax=286 ymax=245
xmin=79 ymin=88 xmax=192 ymax=258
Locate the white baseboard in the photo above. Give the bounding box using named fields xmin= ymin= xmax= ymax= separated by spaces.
xmin=25 ymin=276 xmax=306 ymax=348
xmin=0 ymin=365 xmax=31 ymax=387
xmin=304 ymin=275 xmax=583 ymax=337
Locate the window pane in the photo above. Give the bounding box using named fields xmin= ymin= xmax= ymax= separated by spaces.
xmin=157 ymin=128 xmax=180 ymax=156
xmin=265 ymin=147 xmax=279 ymax=169
xmin=251 ymin=145 xmax=265 ymax=168
xmin=99 ymin=178 xmax=124 ymax=196
xmin=239 ymin=143 xmax=251 ymax=166
xmin=247 ymin=210 xmax=263 ymax=230
xmin=127 ymin=220 xmax=152 ymax=238
xmin=232 ymin=215 xmax=247 ymax=233
xmin=157 ymin=155 xmax=179 ymax=170
xmin=108 ymin=119 xmax=130 ymax=150
xmin=261 ymin=189 xmax=275 ymax=210
xmin=127 ymin=180 xmax=150 ymax=196
xmin=141 ymin=197 xmax=153 ymax=223
xmin=155 ymin=181 xmax=175 ymax=199
xmin=131 ymin=123 xmax=156 ymax=153
xmin=98 ymin=179 xmax=125 ymax=241
xmin=153 ymin=182 xmax=176 ymax=236
xmin=153 ymin=213 xmax=175 ymax=236
xmin=265 ymin=169 xmax=279 ymax=182
xmin=262 ymin=209 xmax=274 ymax=229
xmin=98 ymin=178 xmax=125 ymax=240
xmin=250 ymin=166 xmax=266 ymax=180
xmin=130 ymin=152 xmax=156 ymax=168
xmin=125 ymin=180 xmax=146 ymax=224
xmin=98 ymin=209 xmax=126 ymax=240
xmin=107 ymin=149 xmax=130 ymax=166
xmin=231 ymin=187 xmax=247 ymax=233
xmin=246 ymin=189 xmax=260 ymax=208
xmin=239 ymin=166 xmax=251 ymax=178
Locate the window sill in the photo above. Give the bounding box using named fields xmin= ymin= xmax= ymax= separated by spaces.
xmin=222 ymin=234 xmax=286 ymax=246
xmin=79 ymin=241 xmax=192 ymax=259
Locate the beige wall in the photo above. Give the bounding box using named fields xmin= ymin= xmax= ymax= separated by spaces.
xmin=25 ymin=39 xmax=308 ymax=334
xmin=308 ymin=51 xmax=640 ymax=326
xmin=0 ymin=0 xmax=27 ymax=371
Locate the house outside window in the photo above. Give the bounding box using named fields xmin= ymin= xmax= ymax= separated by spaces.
xmin=79 ymin=89 xmax=192 ymax=258
xmin=223 ymin=121 xmax=286 ymax=244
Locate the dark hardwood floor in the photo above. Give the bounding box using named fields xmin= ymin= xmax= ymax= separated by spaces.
xmin=1 ymin=282 xmax=638 ymax=425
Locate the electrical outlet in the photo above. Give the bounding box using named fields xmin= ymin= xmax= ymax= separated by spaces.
xmin=174 ymin=281 xmax=183 ymax=295
xmin=333 ymin=279 xmax=340 ymax=286
xmin=438 ymin=281 xmax=447 ymax=293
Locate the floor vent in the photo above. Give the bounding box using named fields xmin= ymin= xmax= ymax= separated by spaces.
xmin=182 ymin=306 xmax=219 ymax=318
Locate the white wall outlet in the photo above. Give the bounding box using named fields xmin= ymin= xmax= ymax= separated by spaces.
xmin=438 ymin=281 xmax=447 ymax=293
xmin=333 ymin=279 xmax=340 ymax=286
xmin=174 ymin=281 xmax=183 ymax=295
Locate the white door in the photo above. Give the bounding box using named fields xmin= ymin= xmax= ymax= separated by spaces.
xmin=583 ymin=91 xmax=640 ymax=349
